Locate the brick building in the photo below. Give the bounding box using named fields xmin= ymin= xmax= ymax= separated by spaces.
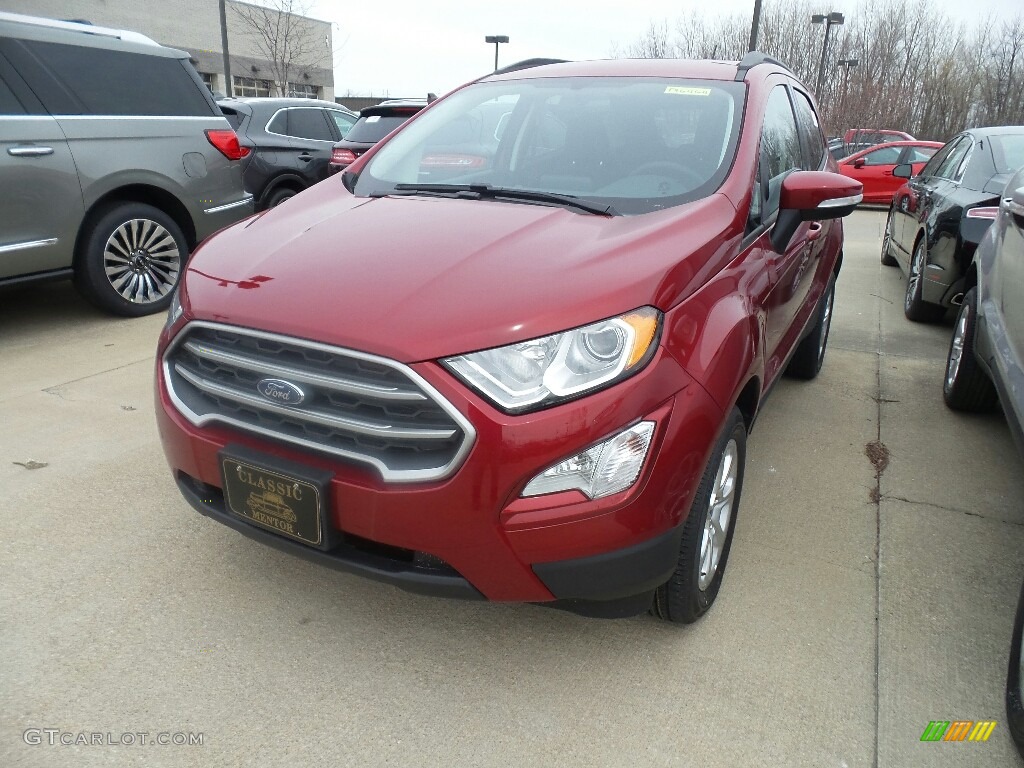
xmin=5 ymin=0 xmax=334 ymax=100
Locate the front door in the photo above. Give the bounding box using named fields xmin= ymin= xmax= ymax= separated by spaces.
xmin=0 ymin=67 xmax=83 ymax=279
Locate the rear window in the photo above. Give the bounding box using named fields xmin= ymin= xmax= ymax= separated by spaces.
xmin=220 ymin=107 xmax=244 ymax=130
xmin=346 ymin=115 xmax=412 ymax=143
xmin=990 ymin=134 xmax=1024 ymax=174
xmin=1 ymin=40 xmax=213 ymax=116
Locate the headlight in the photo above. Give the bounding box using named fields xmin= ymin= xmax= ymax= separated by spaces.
xmin=442 ymin=307 xmax=660 ymax=413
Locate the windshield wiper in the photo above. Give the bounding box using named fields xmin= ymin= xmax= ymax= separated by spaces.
xmin=384 ymin=183 xmax=618 ymax=216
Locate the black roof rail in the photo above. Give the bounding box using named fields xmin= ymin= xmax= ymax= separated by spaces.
xmin=477 ymin=58 xmax=570 ymax=81
xmin=735 ymin=51 xmax=792 ymax=81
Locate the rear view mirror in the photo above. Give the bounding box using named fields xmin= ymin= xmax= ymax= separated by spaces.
xmin=772 ymin=171 xmax=863 ymax=252
xmin=853 ymin=158 xmax=866 ymax=168
xmin=892 ymin=163 xmax=913 ymax=179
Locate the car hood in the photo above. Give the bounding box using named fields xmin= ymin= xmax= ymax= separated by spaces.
xmin=182 ymin=180 xmax=740 ymax=362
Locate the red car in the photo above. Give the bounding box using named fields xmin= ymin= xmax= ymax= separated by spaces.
xmin=837 ymin=140 xmax=943 ymax=204
xmin=156 ymin=54 xmax=860 ymax=622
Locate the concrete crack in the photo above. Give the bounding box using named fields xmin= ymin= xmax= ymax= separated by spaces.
xmin=872 ymin=290 xmax=884 ymax=768
xmin=880 ymin=493 xmax=1024 ymax=527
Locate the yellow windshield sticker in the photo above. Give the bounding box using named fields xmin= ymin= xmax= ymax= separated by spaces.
xmin=664 ymin=86 xmax=711 ymax=96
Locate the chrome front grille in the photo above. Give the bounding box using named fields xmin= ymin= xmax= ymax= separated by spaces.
xmin=163 ymin=322 xmax=475 ymax=482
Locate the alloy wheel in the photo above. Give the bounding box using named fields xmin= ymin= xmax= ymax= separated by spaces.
xmin=698 ymin=438 xmax=739 ymax=591
xmin=906 ymin=243 xmax=924 ymax=312
xmin=818 ymin=287 xmax=834 ymax=362
xmin=946 ymin=305 xmax=970 ymax=392
xmin=103 ymin=218 xmax=181 ymax=304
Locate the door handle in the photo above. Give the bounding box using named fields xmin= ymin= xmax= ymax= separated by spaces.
xmin=298 ymin=153 xmax=313 ymax=161
xmin=8 ymin=146 xmax=54 ymax=157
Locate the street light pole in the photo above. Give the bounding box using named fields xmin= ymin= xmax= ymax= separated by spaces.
xmin=811 ymin=12 xmax=845 ymax=97
xmin=836 ymin=57 xmax=858 ymax=125
xmin=485 ymin=35 xmax=509 ymax=71
xmin=218 ymin=0 xmax=232 ymax=96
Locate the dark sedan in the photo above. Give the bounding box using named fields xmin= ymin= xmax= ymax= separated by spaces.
xmin=218 ymin=97 xmax=357 ymax=209
xmin=328 ymin=100 xmax=425 ymax=174
xmin=881 ymin=126 xmax=1024 ymax=321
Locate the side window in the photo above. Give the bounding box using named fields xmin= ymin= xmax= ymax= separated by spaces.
xmin=267 ymin=111 xmax=287 ymax=135
xmin=918 ymin=140 xmax=956 ymax=177
xmin=327 ymin=110 xmax=356 ymax=139
xmin=861 ymin=146 xmax=902 ymax=166
xmin=0 ymin=73 xmax=25 ymax=115
xmin=758 ymin=85 xmax=802 ymax=222
xmin=791 ymin=90 xmax=826 ymax=170
xmin=286 ymin=108 xmax=334 ymax=141
xmin=11 ymin=40 xmax=211 ymax=116
xmin=934 ymin=137 xmax=971 ymax=180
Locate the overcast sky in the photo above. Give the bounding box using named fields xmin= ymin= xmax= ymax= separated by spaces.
xmin=309 ymin=0 xmax=1023 ymax=98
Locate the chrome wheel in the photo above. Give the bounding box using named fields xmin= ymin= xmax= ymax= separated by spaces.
xmin=818 ymin=286 xmax=834 ymax=361
xmin=103 ymin=218 xmax=181 ymax=304
xmin=905 ymin=243 xmax=924 ymax=312
xmin=699 ymin=438 xmax=738 ymax=591
xmin=946 ymin=305 xmax=969 ymax=391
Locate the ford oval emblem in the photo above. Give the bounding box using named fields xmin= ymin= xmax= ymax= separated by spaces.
xmin=256 ymin=378 xmax=306 ymax=406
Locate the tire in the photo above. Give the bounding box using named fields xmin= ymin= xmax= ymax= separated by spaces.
xmin=904 ymin=239 xmax=945 ymax=322
xmin=264 ymin=186 xmax=299 ymax=209
xmin=652 ymin=408 xmax=746 ymax=624
xmin=943 ymin=288 xmax=998 ymax=411
xmin=786 ymin=279 xmax=835 ymax=380
xmin=881 ymin=212 xmax=898 ymax=266
xmin=74 ymin=202 xmax=187 ymax=317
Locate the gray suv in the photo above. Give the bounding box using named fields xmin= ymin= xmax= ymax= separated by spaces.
xmin=0 ymin=12 xmax=253 ymax=316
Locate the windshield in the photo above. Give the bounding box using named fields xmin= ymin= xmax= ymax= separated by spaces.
xmin=354 ymin=77 xmax=744 ymax=215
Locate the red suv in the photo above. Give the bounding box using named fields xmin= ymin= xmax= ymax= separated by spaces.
xmin=156 ymin=54 xmax=861 ymax=622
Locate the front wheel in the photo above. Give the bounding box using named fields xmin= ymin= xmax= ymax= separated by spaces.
xmin=881 ymin=212 xmax=898 ymax=266
xmin=943 ymin=288 xmax=998 ymax=411
xmin=652 ymin=408 xmax=746 ymax=624
xmin=74 ymin=202 xmax=187 ymax=316
xmin=786 ymin=279 xmax=835 ymax=380
xmin=904 ymin=240 xmax=945 ymax=322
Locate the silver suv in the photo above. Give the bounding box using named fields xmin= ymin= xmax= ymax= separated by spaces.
xmin=0 ymin=12 xmax=253 ymax=316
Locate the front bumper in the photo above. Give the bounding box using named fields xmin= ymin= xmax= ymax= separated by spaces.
xmin=156 ymin=339 xmax=724 ymax=608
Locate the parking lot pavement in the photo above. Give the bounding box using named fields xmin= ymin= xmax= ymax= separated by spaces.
xmin=1 ymin=210 xmax=1022 ymax=768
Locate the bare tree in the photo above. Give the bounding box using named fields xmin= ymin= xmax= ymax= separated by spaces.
xmin=231 ymin=0 xmax=329 ymax=96
xmin=615 ymin=0 xmax=1024 ymax=140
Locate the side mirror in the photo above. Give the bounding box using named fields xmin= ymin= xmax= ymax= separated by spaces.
xmin=892 ymin=163 xmax=913 ymax=179
xmin=853 ymin=158 xmax=866 ymax=168
xmin=340 ymin=150 xmax=374 ymax=193
xmin=1007 ymin=185 xmax=1024 ymax=218
xmin=771 ymin=171 xmax=863 ymax=252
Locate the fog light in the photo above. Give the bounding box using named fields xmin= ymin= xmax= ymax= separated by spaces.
xmin=521 ymin=422 xmax=655 ymax=500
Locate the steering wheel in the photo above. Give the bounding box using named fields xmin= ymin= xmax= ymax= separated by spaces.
xmin=629 ymin=161 xmax=705 ymax=188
